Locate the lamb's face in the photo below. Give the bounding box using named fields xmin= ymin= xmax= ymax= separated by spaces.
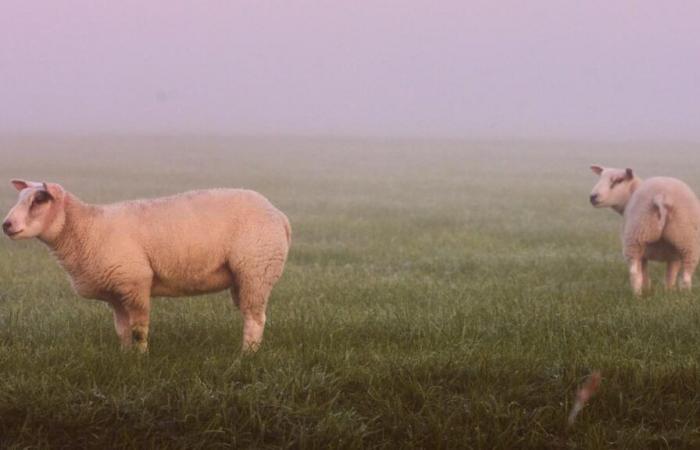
xmin=3 ymin=180 xmax=62 ymax=240
xmin=589 ymin=165 xmax=635 ymax=209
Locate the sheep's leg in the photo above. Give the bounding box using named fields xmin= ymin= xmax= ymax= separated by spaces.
xmin=128 ymin=303 xmax=151 ymax=353
xmin=236 ymin=279 xmax=271 ymax=353
xmin=680 ymin=257 xmax=699 ymax=291
xmin=229 ymin=281 xmax=268 ymax=352
xmin=628 ymin=258 xmax=644 ymax=296
xmin=665 ymin=260 xmax=681 ymax=290
xmin=641 ymin=258 xmax=651 ymax=292
xmin=111 ymin=304 xmax=133 ymax=349
xmin=229 ymin=247 xmax=287 ymax=353
xmin=112 ymin=286 xmax=151 ymax=353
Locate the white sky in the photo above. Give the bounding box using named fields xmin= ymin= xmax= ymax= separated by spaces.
xmin=1 ymin=1 xmax=699 ymax=139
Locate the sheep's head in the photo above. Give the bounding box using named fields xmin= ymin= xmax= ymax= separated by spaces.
xmin=589 ymin=165 xmax=637 ymax=211
xmin=3 ymin=179 xmax=66 ymax=240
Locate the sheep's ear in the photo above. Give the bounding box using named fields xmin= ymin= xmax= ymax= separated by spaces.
xmin=11 ymin=179 xmax=29 ymax=191
xmin=11 ymin=179 xmax=44 ymax=191
xmin=590 ymin=165 xmax=603 ymax=175
xmin=625 ymin=168 xmax=634 ymax=180
xmin=43 ymin=182 xmax=64 ymax=200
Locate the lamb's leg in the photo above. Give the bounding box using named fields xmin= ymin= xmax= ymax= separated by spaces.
xmin=628 ymin=258 xmax=644 ymax=296
xmin=641 ymin=258 xmax=651 ymax=292
xmin=665 ymin=260 xmax=681 ymax=290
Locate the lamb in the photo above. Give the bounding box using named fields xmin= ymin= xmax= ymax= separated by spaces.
xmin=2 ymin=179 xmax=291 ymax=353
xmin=589 ymin=165 xmax=700 ymax=295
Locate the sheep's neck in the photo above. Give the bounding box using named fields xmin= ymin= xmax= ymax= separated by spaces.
xmin=42 ymin=193 xmax=101 ymax=267
xmin=613 ymin=177 xmax=642 ymax=215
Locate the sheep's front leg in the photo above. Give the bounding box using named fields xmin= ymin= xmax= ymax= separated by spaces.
xmin=111 ymin=289 xmax=151 ymax=353
xmin=665 ymin=260 xmax=681 ymax=290
xmin=628 ymin=258 xmax=644 ymax=296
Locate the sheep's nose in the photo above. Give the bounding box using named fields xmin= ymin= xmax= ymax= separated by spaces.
xmin=2 ymin=220 xmax=12 ymax=234
xmin=589 ymin=194 xmax=599 ymax=205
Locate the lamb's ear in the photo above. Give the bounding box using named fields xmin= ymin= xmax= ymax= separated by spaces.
xmin=590 ymin=165 xmax=603 ymax=175
xmin=625 ymin=168 xmax=634 ymax=180
xmin=11 ymin=179 xmax=29 ymax=191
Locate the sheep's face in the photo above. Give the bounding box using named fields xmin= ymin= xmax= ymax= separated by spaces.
xmin=3 ymin=180 xmax=64 ymax=240
xmin=589 ymin=165 xmax=635 ymax=210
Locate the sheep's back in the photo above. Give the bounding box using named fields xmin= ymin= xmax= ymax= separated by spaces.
xmin=101 ymin=189 xmax=288 ymax=285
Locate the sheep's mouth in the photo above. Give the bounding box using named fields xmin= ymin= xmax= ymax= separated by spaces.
xmin=6 ymin=229 xmax=23 ymax=238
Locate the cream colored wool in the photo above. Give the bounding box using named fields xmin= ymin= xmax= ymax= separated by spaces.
xmin=3 ymin=180 xmax=290 ymax=352
xmin=589 ymin=166 xmax=700 ymax=295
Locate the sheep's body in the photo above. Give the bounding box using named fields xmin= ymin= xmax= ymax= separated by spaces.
xmin=624 ymin=178 xmax=700 ymax=263
xmin=22 ymin=186 xmax=290 ymax=352
xmin=622 ymin=177 xmax=700 ymax=294
xmin=590 ymin=166 xmax=700 ymax=295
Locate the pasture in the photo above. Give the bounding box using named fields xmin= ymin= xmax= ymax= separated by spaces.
xmin=0 ymin=136 xmax=699 ymax=449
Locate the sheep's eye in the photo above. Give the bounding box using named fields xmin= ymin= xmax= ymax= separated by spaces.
xmin=610 ymin=179 xmax=622 ymax=188
xmin=33 ymin=191 xmax=51 ymax=205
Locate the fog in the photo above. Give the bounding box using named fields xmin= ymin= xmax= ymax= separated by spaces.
xmin=1 ymin=1 xmax=699 ymax=140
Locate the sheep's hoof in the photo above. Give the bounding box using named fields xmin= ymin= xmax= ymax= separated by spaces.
xmin=242 ymin=341 xmax=261 ymax=354
xmin=131 ymin=326 xmax=149 ymax=353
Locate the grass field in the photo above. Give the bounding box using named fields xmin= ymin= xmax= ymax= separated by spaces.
xmin=0 ymin=136 xmax=700 ymax=449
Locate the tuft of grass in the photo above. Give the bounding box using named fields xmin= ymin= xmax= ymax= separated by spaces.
xmin=1 ymin=136 xmax=700 ymax=448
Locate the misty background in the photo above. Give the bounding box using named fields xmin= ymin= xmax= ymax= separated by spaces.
xmin=1 ymin=1 xmax=699 ymax=140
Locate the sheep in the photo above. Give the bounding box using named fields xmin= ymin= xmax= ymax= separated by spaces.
xmin=2 ymin=179 xmax=291 ymax=353
xmin=589 ymin=165 xmax=700 ymax=295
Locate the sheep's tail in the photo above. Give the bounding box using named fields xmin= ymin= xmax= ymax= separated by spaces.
xmin=652 ymin=194 xmax=669 ymax=234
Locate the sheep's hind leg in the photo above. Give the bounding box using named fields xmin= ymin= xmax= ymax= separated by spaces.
xmin=628 ymin=258 xmax=644 ymax=296
xmin=111 ymin=303 xmax=133 ymax=349
xmin=680 ymin=256 xmax=699 ymax=291
xmin=665 ymin=260 xmax=681 ymax=290
xmin=228 ymin=244 xmax=287 ymax=353
xmin=236 ymin=278 xmax=271 ymax=353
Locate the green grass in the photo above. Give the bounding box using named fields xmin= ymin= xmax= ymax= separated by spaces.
xmin=1 ymin=136 xmax=700 ymax=449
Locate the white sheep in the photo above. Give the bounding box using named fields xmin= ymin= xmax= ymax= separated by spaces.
xmin=2 ymin=179 xmax=291 ymax=352
xmin=589 ymin=165 xmax=700 ymax=295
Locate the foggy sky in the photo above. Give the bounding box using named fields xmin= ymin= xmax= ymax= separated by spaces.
xmin=1 ymin=1 xmax=699 ymax=140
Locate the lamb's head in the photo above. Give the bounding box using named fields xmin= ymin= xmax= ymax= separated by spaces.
xmin=3 ymin=179 xmax=66 ymax=240
xmin=589 ymin=165 xmax=637 ymax=211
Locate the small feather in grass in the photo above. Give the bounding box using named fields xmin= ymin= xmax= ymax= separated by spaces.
xmin=568 ymin=371 xmax=601 ymax=426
